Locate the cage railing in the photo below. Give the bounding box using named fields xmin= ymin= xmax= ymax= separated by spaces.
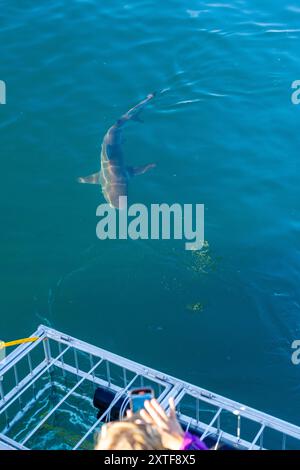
xmin=1 ymin=325 xmax=300 ymax=450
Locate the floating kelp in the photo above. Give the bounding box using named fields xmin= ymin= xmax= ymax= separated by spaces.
xmin=186 ymin=302 xmax=204 ymax=312
xmin=188 ymin=241 xmax=222 ymax=275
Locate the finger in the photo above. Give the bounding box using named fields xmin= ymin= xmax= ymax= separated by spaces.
xmin=144 ymin=400 xmax=167 ymax=428
xmin=139 ymin=408 xmax=154 ymax=424
xmin=133 ymin=418 xmax=143 ymax=424
xmin=150 ymin=399 xmax=168 ymax=420
xmin=169 ymin=397 xmax=176 ymax=411
xmin=169 ymin=397 xmax=176 ymax=417
xmin=126 ymin=409 xmax=133 ymax=418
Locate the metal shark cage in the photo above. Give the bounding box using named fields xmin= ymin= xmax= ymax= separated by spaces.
xmin=1 ymin=325 xmax=300 ymax=450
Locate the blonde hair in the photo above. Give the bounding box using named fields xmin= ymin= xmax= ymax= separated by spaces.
xmin=95 ymin=418 xmax=165 ymax=450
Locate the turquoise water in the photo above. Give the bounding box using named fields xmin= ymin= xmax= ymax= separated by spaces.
xmin=1 ymin=0 xmax=300 ymax=429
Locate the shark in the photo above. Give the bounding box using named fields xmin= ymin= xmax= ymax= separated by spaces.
xmin=78 ymin=93 xmax=156 ymax=209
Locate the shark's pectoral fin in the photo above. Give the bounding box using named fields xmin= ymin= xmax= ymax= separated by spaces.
xmin=77 ymin=171 xmax=101 ymax=184
xmin=127 ymin=163 xmax=156 ymax=177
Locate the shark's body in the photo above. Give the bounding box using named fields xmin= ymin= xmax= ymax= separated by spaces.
xmin=78 ymin=93 xmax=156 ymax=208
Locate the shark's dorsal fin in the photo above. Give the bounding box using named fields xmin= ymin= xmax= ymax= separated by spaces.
xmin=77 ymin=171 xmax=101 ymax=184
xmin=127 ymin=163 xmax=156 ymax=177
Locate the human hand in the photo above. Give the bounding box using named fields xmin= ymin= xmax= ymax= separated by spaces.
xmin=139 ymin=398 xmax=184 ymax=450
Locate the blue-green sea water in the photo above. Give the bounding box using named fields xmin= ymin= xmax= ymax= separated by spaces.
xmin=1 ymin=0 xmax=300 ymax=428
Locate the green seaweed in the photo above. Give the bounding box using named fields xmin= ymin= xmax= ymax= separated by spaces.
xmin=186 ymin=302 xmax=204 ymax=313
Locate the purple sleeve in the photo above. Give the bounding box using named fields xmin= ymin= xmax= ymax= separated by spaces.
xmin=180 ymin=432 xmax=208 ymax=450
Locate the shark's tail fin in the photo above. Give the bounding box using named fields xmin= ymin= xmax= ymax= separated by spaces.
xmin=117 ymin=92 xmax=156 ymax=125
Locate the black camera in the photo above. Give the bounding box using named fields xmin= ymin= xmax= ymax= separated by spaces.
xmin=93 ymin=386 xmax=129 ymax=420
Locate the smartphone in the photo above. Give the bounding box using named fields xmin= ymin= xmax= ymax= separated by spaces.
xmin=129 ymin=387 xmax=154 ymax=413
